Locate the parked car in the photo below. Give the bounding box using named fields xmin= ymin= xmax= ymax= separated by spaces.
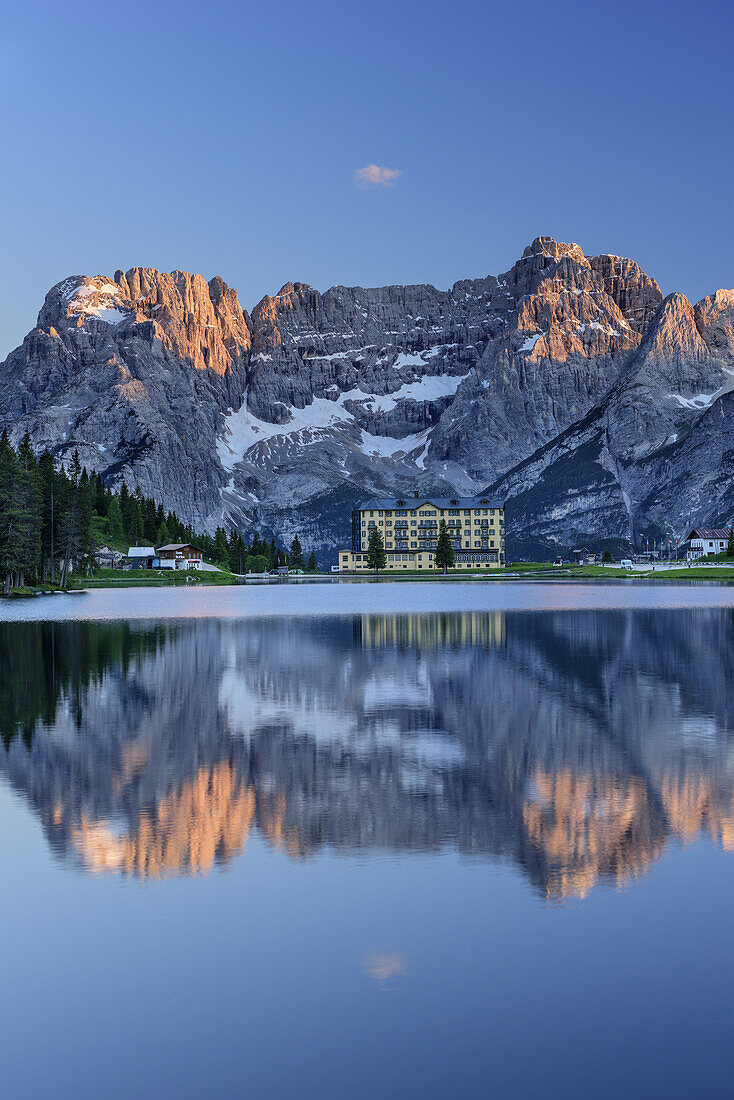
xmin=620 ymin=559 xmax=633 ymax=569
xmin=553 ymin=558 xmax=564 ymax=566
xmin=330 ymin=565 xmax=340 ymax=573
xmin=268 ymin=568 xmax=280 ymax=576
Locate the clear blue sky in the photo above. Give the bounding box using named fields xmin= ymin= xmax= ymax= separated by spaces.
xmin=1 ymin=0 xmax=732 ymax=357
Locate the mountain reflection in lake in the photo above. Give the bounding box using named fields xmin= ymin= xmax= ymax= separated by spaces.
xmin=3 ymin=608 xmax=734 ymax=900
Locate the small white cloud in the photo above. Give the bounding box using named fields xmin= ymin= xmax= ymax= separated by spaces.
xmin=354 ymin=164 xmax=401 ymax=189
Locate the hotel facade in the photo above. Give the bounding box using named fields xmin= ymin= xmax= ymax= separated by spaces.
xmin=339 ymin=492 xmax=505 ymax=572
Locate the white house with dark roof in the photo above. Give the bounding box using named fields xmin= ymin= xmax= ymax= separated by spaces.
xmin=156 ymin=543 xmax=204 ymax=570
xmin=685 ymin=528 xmax=732 ymax=560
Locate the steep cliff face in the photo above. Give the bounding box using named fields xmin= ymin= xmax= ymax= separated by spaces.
xmin=490 ymin=288 xmax=734 ymax=555
xmin=220 ymin=238 xmax=651 ymax=543
xmin=0 ymin=269 xmax=251 ymax=530
xmin=10 ymin=233 xmax=732 ymax=555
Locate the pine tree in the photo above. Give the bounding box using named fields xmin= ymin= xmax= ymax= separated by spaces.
xmin=38 ymin=450 xmax=57 ymax=582
xmin=94 ymin=472 xmax=107 ymax=514
xmin=14 ymin=433 xmax=42 ymax=586
xmin=306 ymin=551 xmax=317 ymax=572
xmin=213 ymin=527 xmax=229 ymax=569
xmin=156 ymin=521 xmax=171 ymax=547
xmin=144 ymin=497 xmax=158 ymax=543
xmin=60 ymin=451 xmax=83 ymax=588
xmin=76 ymin=467 xmax=95 ymax=573
xmin=0 ymin=430 xmax=16 ymax=593
xmin=728 ymin=528 xmax=734 ymax=558
xmin=107 ymin=495 xmax=124 ymax=545
xmin=289 ymin=534 xmax=305 ymax=569
xmin=366 ymin=527 xmax=387 ymax=574
xmin=435 ymin=520 xmax=455 ymax=573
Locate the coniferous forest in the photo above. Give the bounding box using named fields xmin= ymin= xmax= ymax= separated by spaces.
xmin=0 ymin=431 xmax=307 ymax=592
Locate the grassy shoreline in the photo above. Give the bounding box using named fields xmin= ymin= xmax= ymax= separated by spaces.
xmin=4 ymin=562 xmax=734 ymax=597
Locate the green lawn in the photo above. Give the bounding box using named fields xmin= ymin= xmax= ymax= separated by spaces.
xmin=70 ymin=566 xmax=237 ymax=588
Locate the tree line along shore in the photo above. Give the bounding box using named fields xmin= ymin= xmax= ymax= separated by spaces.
xmin=0 ymin=431 xmax=316 ymax=594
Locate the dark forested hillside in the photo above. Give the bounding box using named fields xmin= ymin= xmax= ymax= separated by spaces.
xmin=0 ymin=431 xmax=294 ymax=591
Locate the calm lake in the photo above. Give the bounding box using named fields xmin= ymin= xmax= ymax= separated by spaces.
xmin=2 ymin=583 xmax=734 ymax=1098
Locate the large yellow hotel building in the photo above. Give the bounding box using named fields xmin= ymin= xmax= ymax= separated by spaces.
xmin=339 ymin=492 xmax=505 ymax=572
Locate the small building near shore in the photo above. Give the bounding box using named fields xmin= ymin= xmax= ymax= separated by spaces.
xmin=126 ymin=546 xmax=158 ymax=570
xmin=685 ymin=528 xmax=732 ymax=560
xmin=156 ymin=543 xmax=204 ymax=570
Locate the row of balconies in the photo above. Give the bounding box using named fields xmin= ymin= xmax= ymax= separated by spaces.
xmin=366 ymin=519 xmax=502 ymax=527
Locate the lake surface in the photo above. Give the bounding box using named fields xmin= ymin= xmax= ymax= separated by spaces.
xmin=2 ymin=584 xmax=734 ymax=1098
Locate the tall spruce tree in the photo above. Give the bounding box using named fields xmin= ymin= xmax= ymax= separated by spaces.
xmin=59 ymin=451 xmax=83 ymax=588
xmin=14 ymin=433 xmax=42 ymax=586
xmin=366 ymin=527 xmax=387 ymax=574
xmin=107 ymin=495 xmax=124 ymax=545
xmin=213 ymin=527 xmax=229 ymax=568
xmin=38 ymin=450 xmax=57 ymax=582
xmin=0 ymin=431 xmax=16 ymax=593
xmin=289 ymin=534 xmax=305 ymax=569
xmin=435 ymin=520 xmax=455 ymax=573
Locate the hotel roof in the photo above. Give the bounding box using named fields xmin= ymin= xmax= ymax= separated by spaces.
xmin=356 ymin=496 xmax=504 ymax=510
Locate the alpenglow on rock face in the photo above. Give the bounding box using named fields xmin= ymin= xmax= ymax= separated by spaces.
xmin=0 ymin=236 xmax=731 ymax=553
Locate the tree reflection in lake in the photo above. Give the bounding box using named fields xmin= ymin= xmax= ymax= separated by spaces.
xmin=2 ymin=609 xmax=734 ymax=898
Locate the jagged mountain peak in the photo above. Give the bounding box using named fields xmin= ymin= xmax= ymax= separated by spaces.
xmin=521 ymin=236 xmax=589 ymax=266
xmin=694 ymin=288 xmax=734 ymax=360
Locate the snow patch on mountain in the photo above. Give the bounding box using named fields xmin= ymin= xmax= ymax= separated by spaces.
xmin=360 ymin=428 xmax=430 ymax=459
xmin=217 ymin=374 xmax=470 ymax=471
xmin=668 ymin=368 xmax=734 ymax=411
xmin=518 ymin=333 xmax=544 ymax=353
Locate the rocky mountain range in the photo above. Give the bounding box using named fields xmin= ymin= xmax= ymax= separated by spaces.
xmin=0 ymin=236 xmax=730 ymax=555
